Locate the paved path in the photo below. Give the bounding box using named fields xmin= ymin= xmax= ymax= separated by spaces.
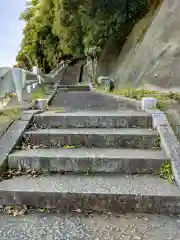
xmin=0 ymin=212 xmax=179 ymax=240
xmin=50 ymin=90 xmax=134 ymax=112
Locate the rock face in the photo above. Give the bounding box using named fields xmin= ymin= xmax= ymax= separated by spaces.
xmin=100 ymin=0 xmax=180 ymax=92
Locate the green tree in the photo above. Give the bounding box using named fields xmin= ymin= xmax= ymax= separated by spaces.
xmin=16 ymin=0 xmax=155 ymax=72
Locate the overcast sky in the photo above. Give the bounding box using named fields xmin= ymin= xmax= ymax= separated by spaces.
xmin=0 ymin=0 xmax=26 ymax=66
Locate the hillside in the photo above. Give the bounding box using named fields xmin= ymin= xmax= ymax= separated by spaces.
xmin=16 ymin=0 xmax=151 ymax=73
xmin=16 ymin=0 xmax=180 ymax=93
xmin=99 ymin=0 xmax=180 ymax=92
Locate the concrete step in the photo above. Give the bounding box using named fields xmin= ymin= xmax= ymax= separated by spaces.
xmin=58 ymin=85 xmax=91 ymax=91
xmin=0 ymin=173 xmax=180 ymax=214
xmin=34 ymin=111 xmax=152 ymax=128
xmin=1 ymin=212 xmax=180 ymax=239
xmin=8 ymin=148 xmax=167 ymax=173
xmin=24 ymin=128 xmax=158 ymax=149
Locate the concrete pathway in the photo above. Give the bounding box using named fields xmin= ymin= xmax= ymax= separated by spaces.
xmin=50 ymin=90 xmax=134 ymax=112
xmin=0 ymin=212 xmax=179 ymax=240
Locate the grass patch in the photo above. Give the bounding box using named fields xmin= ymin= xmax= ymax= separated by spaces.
xmin=75 ymin=83 xmax=89 ymax=86
xmin=0 ymin=107 xmax=21 ymax=120
xmin=99 ymin=86 xmax=180 ymax=111
xmin=46 ymin=106 xmax=65 ymax=113
xmin=31 ymin=86 xmax=51 ymax=100
xmin=54 ymin=107 xmax=65 ymax=113
xmin=31 ymin=88 xmax=46 ymax=100
xmin=63 ymin=145 xmax=75 ymax=149
xmin=158 ymin=160 xmax=174 ymax=183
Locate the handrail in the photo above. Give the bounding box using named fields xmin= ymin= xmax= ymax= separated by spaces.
xmin=0 ymin=67 xmax=42 ymax=107
xmin=0 ymin=60 xmax=70 ymax=108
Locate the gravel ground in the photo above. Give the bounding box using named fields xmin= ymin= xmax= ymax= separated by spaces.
xmin=50 ymin=90 xmax=134 ymax=112
xmin=0 ymin=212 xmax=179 ymax=240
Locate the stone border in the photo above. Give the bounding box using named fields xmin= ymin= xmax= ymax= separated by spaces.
xmin=0 ymin=86 xmax=58 ymax=174
xmin=94 ymin=90 xmax=180 ymax=187
xmin=0 ymin=111 xmax=37 ymax=174
xmin=145 ymin=108 xmax=180 ymax=188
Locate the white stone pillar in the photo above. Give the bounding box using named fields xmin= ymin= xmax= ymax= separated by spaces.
xmin=27 ymin=85 xmax=31 ymax=94
xmin=38 ymin=75 xmax=41 ymax=84
xmin=32 ymin=83 xmax=37 ymax=89
xmin=141 ymin=97 xmax=157 ymax=111
xmin=16 ymin=89 xmax=23 ymax=102
xmin=32 ymin=66 xmax=39 ymax=75
xmin=36 ymin=99 xmax=48 ymax=111
xmin=11 ymin=68 xmax=23 ymax=102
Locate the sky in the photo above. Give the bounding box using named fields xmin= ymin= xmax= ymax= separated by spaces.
xmin=0 ymin=0 xmax=27 ymax=67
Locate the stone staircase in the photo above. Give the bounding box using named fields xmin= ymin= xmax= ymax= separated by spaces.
xmin=5 ymin=109 xmax=180 ymax=214
xmin=59 ymin=60 xmax=85 ymax=86
xmin=57 ymin=60 xmax=91 ymax=91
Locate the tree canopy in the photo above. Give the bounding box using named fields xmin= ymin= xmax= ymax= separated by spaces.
xmin=16 ymin=0 xmax=158 ymax=73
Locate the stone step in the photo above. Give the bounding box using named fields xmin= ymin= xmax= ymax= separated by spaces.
xmin=8 ymin=148 xmax=167 ymax=173
xmin=0 ymin=174 xmax=180 ymax=214
xmin=34 ymin=111 xmax=152 ymax=128
xmin=24 ymin=128 xmax=158 ymax=149
xmin=1 ymin=212 xmax=180 ymax=239
xmin=58 ymin=85 xmax=91 ymax=91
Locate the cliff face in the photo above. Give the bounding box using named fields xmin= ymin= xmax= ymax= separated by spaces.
xmin=100 ymin=0 xmax=180 ymax=92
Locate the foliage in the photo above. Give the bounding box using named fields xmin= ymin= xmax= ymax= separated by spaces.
xmin=159 ymin=160 xmax=174 ymax=183
xmin=107 ymin=87 xmax=180 ymax=110
xmin=16 ymin=0 xmax=157 ymax=73
xmin=31 ymin=88 xmax=46 ymax=100
xmin=0 ymin=107 xmax=21 ymax=120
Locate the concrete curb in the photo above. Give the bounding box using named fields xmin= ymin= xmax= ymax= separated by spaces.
xmin=45 ymin=87 xmax=57 ymax=106
xmin=158 ymin=125 xmax=180 ymax=187
xmin=144 ymin=109 xmax=180 ymax=188
xmin=0 ymin=86 xmax=58 ymax=174
xmin=0 ymin=112 xmax=35 ymax=174
xmin=93 ymin=90 xmax=180 ymax=187
xmin=56 ymin=85 xmax=90 ymax=91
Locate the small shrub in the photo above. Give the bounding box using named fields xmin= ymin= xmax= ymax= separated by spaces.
xmin=159 ymin=160 xmax=174 ymax=183
xmin=31 ymin=89 xmax=46 ymax=100
xmin=110 ymin=87 xmax=179 ymax=111
xmin=156 ymin=100 xmax=169 ymax=110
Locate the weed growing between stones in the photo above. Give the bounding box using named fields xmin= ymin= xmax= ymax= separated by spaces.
xmin=75 ymin=83 xmax=89 ymax=86
xmin=4 ymin=205 xmax=28 ymax=216
xmin=0 ymin=168 xmax=42 ymax=181
xmin=97 ymin=86 xmax=180 ymax=110
xmin=45 ymin=106 xmax=65 ymax=113
xmin=31 ymin=88 xmax=46 ymax=100
xmin=86 ymin=167 xmax=95 ymax=176
xmin=55 ymin=107 xmax=65 ymax=113
xmin=158 ymin=160 xmax=174 ymax=183
xmin=63 ymin=145 xmax=75 ymax=149
xmin=31 ymin=85 xmax=52 ymax=101
xmin=156 ymin=100 xmax=169 ymax=111
xmin=155 ymin=135 xmax=161 ymax=149
xmin=3 ymin=205 xmax=95 ymax=216
xmin=4 ymin=206 xmax=52 ymax=216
